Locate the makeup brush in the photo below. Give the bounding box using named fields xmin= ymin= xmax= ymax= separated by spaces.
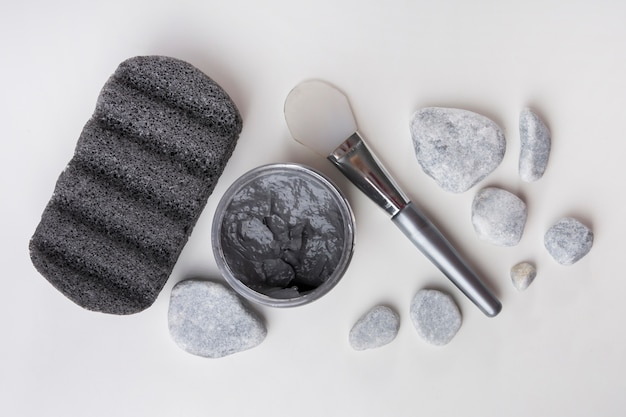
xmin=284 ymin=80 xmax=502 ymax=317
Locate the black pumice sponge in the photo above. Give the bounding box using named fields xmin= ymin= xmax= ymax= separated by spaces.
xmin=29 ymin=56 xmax=242 ymax=314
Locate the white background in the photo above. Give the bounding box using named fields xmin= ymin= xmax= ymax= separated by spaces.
xmin=2 ymin=1 xmax=625 ymax=416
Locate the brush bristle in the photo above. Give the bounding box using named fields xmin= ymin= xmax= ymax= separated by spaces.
xmin=284 ymin=80 xmax=357 ymax=156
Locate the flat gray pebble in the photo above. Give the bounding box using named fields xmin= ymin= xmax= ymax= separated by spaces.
xmin=511 ymin=262 xmax=537 ymax=291
xmin=544 ymin=217 xmax=593 ymax=265
xmin=472 ymin=187 xmax=527 ymax=246
xmin=349 ymin=305 xmax=399 ymax=351
xmin=168 ymin=280 xmax=266 ymax=358
xmin=519 ymin=108 xmax=551 ymax=182
xmin=410 ymin=289 xmax=462 ymax=346
xmin=410 ymin=107 xmax=506 ymax=193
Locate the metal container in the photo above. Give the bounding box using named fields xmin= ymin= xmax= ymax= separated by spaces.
xmin=212 ymin=163 xmax=355 ymax=307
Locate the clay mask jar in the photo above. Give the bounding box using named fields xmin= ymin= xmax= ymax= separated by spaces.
xmin=212 ymin=163 xmax=355 ymax=307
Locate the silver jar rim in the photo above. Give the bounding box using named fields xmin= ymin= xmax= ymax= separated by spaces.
xmin=211 ymin=163 xmax=356 ymax=307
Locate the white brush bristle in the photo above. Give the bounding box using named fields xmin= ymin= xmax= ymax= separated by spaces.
xmin=284 ymin=80 xmax=358 ymax=156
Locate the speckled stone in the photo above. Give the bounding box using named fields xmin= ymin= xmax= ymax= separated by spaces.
xmin=519 ymin=108 xmax=551 ymax=182
xmin=410 ymin=107 xmax=506 ymax=193
xmin=168 ymin=280 xmax=266 ymax=358
xmin=472 ymin=187 xmax=527 ymax=246
xmin=410 ymin=289 xmax=462 ymax=346
xmin=349 ymin=305 xmax=400 ymax=351
xmin=511 ymin=262 xmax=537 ymax=291
xmin=544 ymin=217 xmax=593 ymax=265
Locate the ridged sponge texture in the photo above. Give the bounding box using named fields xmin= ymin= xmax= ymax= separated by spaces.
xmin=29 ymin=56 xmax=243 ymax=314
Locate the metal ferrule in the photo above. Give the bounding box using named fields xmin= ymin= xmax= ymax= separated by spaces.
xmin=327 ymin=132 xmax=409 ymax=216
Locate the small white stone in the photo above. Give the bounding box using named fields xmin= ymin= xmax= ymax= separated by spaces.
xmin=472 ymin=187 xmax=527 ymax=246
xmin=349 ymin=305 xmax=400 ymax=350
xmin=544 ymin=217 xmax=593 ymax=265
xmin=519 ymin=108 xmax=551 ymax=182
xmin=168 ymin=280 xmax=266 ymax=358
xmin=510 ymin=262 xmax=537 ymax=291
xmin=410 ymin=289 xmax=462 ymax=346
xmin=410 ymin=107 xmax=506 ymax=193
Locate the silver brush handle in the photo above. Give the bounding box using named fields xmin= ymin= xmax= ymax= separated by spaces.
xmin=392 ymin=203 xmax=502 ymax=317
xmin=328 ymin=132 xmax=501 ymax=317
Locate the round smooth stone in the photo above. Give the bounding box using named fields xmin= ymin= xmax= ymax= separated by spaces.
xmin=410 ymin=107 xmax=506 ymax=193
xmin=349 ymin=305 xmax=400 ymax=350
xmin=410 ymin=289 xmax=462 ymax=346
xmin=519 ymin=108 xmax=551 ymax=182
xmin=168 ymin=280 xmax=266 ymax=358
xmin=511 ymin=261 xmax=537 ymax=291
xmin=472 ymin=187 xmax=527 ymax=246
xmin=544 ymin=217 xmax=593 ymax=265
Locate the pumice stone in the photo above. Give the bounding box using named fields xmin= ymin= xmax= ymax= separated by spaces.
xmin=29 ymin=56 xmax=242 ymax=314
xmin=349 ymin=305 xmax=400 ymax=351
xmin=168 ymin=280 xmax=266 ymax=358
xmin=519 ymin=108 xmax=551 ymax=182
xmin=410 ymin=289 xmax=462 ymax=346
xmin=410 ymin=107 xmax=506 ymax=193
xmin=472 ymin=187 xmax=527 ymax=247
xmin=544 ymin=217 xmax=593 ymax=265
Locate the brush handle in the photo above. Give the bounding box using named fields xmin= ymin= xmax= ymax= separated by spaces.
xmin=392 ymin=202 xmax=502 ymax=317
xmin=328 ymin=132 xmax=501 ymax=316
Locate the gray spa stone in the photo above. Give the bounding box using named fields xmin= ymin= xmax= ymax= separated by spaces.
xmin=349 ymin=305 xmax=400 ymax=351
xmin=519 ymin=108 xmax=551 ymax=182
xmin=168 ymin=280 xmax=266 ymax=358
xmin=472 ymin=187 xmax=527 ymax=247
xmin=544 ymin=217 xmax=593 ymax=265
xmin=410 ymin=289 xmax=462 ymax=346
xmin=510 ymin=262 xmax=537 ymax=291
xmin=410 ymin=107 xmax=506 ymax=193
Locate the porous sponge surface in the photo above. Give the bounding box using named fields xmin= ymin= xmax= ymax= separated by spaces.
xmin=29 ymin=56 xmax=242 ymax=314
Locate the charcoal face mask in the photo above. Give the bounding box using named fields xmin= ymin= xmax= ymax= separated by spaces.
xmin=219 ymin=171 xmax=345 ymax=299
